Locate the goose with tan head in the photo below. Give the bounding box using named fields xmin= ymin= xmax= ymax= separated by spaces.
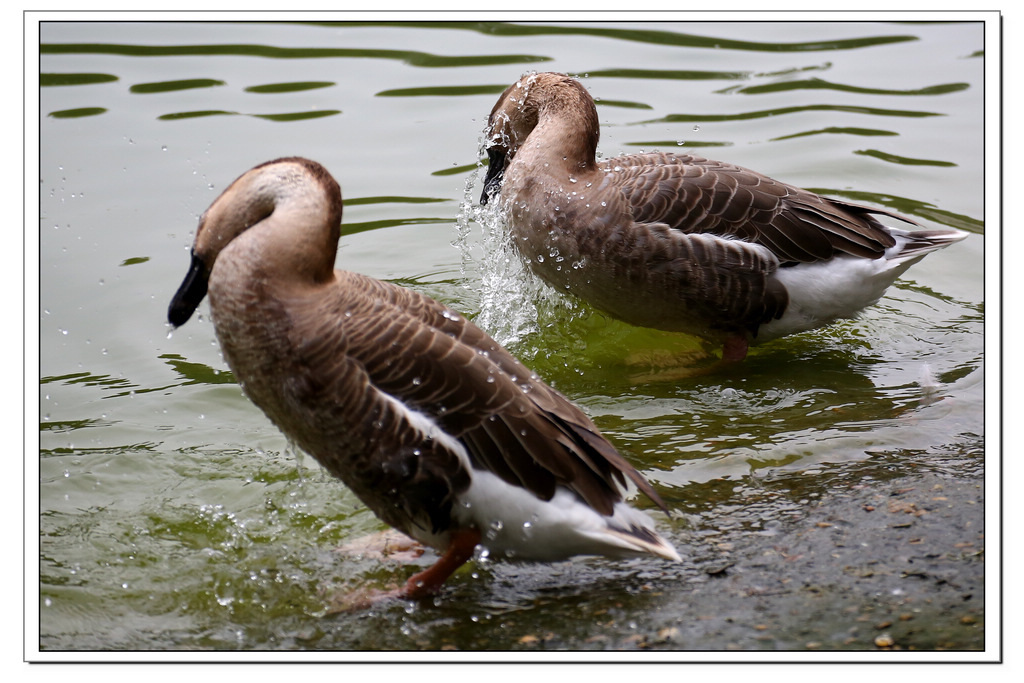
xmin=480 ymin=72 xmax=968 ymax=362
xmin=168 ymin=157 xmax=679 ymax=605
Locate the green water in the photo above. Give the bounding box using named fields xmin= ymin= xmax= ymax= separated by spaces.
xmin=35 ymin=18 xmax=988 ymax=655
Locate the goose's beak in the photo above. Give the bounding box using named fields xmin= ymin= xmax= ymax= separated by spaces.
xmin=480 ymin=148 xmax=507 ymax=206
xmin=168 ymin=251 xmax=210 ymax=327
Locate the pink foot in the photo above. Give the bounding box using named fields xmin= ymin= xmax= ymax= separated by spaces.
xmin=325 ymin=527 xmax=482 ymax=613
xmin=721 ymin=335 xmax=749 ymax=362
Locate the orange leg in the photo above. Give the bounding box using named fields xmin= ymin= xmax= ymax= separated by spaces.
xmin=401 ymin=527 xmax=482 ymax=599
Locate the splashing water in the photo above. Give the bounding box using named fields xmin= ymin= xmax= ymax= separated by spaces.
xmin=453 ymin=137 xmax=547 ymax=348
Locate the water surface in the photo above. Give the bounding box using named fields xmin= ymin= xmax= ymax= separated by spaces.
xmin=35 ymin=18 xmax=987 ymax=654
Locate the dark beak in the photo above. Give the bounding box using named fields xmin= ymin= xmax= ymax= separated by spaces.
xmin=168 ymin=251 xmax=210 ymax=328
xmin=480 ymin=148 xmax=507 ymax=206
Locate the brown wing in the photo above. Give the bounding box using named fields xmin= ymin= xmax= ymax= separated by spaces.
xmin=296 ymin=272 xmax=666 ymax=525
xmin=562 ymin=178 xmax=791 ymax=336
xmin=606 ymin=152 xmax=913 ymax=263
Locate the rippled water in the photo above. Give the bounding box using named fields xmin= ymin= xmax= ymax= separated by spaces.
xmin=34 ymin=18 xmax=989 ymax=654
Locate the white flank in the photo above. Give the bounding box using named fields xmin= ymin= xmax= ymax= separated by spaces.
xmin=376 ymin=391 xmax=679 ymax=562
xmin=760 ymin=228 xmax=968 ymax=342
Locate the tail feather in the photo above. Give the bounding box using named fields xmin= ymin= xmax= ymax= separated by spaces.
xmin=593 ymin=502 xmax=682 ymax=562
xmin=600 ymin=524 xmax=682 ymax=562
xmin=889 ymin=228 xmax=969 ymax=263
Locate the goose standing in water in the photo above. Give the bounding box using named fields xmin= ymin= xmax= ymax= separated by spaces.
xmin=168 ymin=157 xmax=679 ymax=605
xmin=480 ymin=72 xmax=968 ymax=362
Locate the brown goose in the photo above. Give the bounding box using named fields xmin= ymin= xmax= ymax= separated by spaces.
xmin=480 ymin=72 xmax=968 ymax=361
xmin=168 ymin=157 xmax=679 ymax=603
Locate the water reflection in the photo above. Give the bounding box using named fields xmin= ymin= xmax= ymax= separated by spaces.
xmin=130 ymin=78 xmax=225 ymax=93
xmin=734 ymin=78 xmax=970 ymax=96
xmin=37 ymin=19 xmax=986 ymax=651
xmin=161 ymin=352 xmax=236 ymax=386
xmin=355 ymin=20 xmax=921 ymax=53
xmin=245 ymin=80 xmax=334 ymax=93
xmin=649 ymin=104 xmax=945 ymax=124
xmin=48 ymin=107 xmax=106 ymax=118
xmin=39 ymin=40 xmax=553 ymax=68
